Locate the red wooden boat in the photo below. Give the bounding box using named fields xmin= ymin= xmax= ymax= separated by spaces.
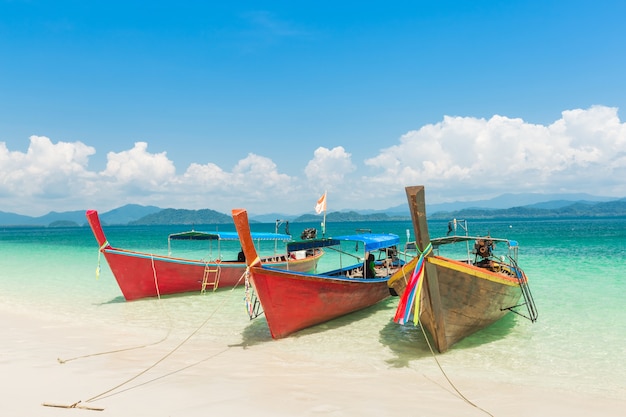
xmin=232 ymin=208 xmax=405 ymax=339
xmin=86 ymin=210 xmax=323 ymax=301
xmin=389 ymin=186 xmax=538 ymax=352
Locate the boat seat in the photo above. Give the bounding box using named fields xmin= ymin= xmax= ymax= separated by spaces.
xmin=348 ymin=266 xmax=364 ymax=278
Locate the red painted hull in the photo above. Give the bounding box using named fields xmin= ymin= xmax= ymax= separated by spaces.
xmin=248 ymin=266 xmax=391 ymax=339
xmin=232 ymin=207 xmax=398 ymax=339
xmin=86 ymin=210 xmax=321 ymax=301
xmin=100 ymin=248 xmax=248 ymax=300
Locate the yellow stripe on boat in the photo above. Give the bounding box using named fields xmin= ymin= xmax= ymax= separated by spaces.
xmin=427 ymin=256 xmax=519 ymax=286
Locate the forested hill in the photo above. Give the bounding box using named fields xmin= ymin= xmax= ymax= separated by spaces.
xmin=293 ymin=211 xmax=408 ymax=222
xmin=131 ymin=209 xmax=408 ymax=225
xmin=428 ymin=199 xmax=626 ymax=220
xmin=294 ymin=200 xmax=626 ymax=222
xmin=129 ymin=208 xmax=232 ymax=225
xmin=2 ymin=198 xmax=625 ymax=227
xmin=111 ymin=200 xmax=626 ymax=225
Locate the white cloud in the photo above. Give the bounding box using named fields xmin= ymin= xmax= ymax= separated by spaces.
xmin=304 ymin=146 xmax=356 ymax=191
xmin=174 ymin=153 xmax=296 ymax=211
xmin=0 ymin=135 xmax=95 ymax=200
xmin=181 ymin=162 xmax=231 ymax=187
xmin=364 ymin=105 xmax=626 ymax=202
xmin=101 ymin=142 xmax=175 ymax=189
xmin=1 ymin=106 xmax=625 ymax=216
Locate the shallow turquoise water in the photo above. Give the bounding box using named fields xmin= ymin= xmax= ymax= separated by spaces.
xmin=1 ymin=217 xmax=625 ymax=398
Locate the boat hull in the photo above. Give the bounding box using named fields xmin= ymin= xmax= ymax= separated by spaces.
xmin=101 ymin=248 xmax=321 ymax=301
xmin=249 ymin=266 xmax=391 ymax=339
xmin=388 ymin=185 xmax=533 ymax=352
xmin=419 ymin=256 xmax=522 ymax=350
xmin=86 ymin=209 xmax=321 ymax=301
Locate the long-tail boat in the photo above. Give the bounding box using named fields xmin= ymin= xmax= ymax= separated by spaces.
xmin=232 ymin=208 xmax=405 ymax=339
xmin=86 ymin=209 xmax=323 ymax=301
xmin=388 ymin=185 xmax=538 ymax=352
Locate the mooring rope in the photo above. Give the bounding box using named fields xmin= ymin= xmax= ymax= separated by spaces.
xmin=151 ymin=253 xmax=163 ymax=299
xmin=57 ymin=254 xmax=173 ymax=364
xmin=85 ymin=346 xmax=231 ymax=402
xmin=418 ymin=320 xmax=495 ymax=417
xmin=47 ymin=269 xmax=248 ymax=410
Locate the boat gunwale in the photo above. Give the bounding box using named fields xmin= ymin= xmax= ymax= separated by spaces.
xmin=103 ymin=246 xmax=323 ymax=267
xmin=258 ymin=264 xmax=391 ymax=284
xmin=427 ymin=256 xmax=521 ymax=286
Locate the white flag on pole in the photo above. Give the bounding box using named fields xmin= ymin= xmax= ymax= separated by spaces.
xmin=315 ymin=191 xmax=327 ymax=214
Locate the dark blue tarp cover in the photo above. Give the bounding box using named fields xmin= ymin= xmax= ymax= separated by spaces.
xmin=430 ymin=235 xmax=516 ymax=247
xmin=286 ymin=238 xmax=341 ymax=251
xmin=287 ymin=233 xmax=399 ymax=252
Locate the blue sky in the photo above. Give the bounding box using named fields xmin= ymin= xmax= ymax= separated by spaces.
xmin=1 ymin=1 xmax=626 ymax=216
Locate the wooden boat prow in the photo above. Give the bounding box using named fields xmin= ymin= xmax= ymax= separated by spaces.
xmin=389 ymin=186 xmax=537 ymax=352
xmin=233 ymin=208 xmax=403 ymax=339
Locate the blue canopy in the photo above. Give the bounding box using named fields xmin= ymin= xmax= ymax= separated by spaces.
xmin=330 ymin=233 xmax=400 ymax=252
xmin=169 ymin=230 xmax=291 ymax=241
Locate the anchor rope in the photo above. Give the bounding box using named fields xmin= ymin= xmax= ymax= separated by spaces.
xmin=403 ymin=243 xmax=493 ymax=417
xmin=86 ymin=346 xmax=231 ymax=402
xmin=151 ymin=253 xmax=163 ymax=300
xmin=81 ymin=269 xmax=247 ymax=405
xmin=57 ymin=254 xmax=174 ymax=364
xmin=418 ymin=319 xmax=494 ymax=417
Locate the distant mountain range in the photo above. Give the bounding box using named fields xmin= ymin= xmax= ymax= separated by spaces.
xmin=0 ymin=204 xmax=162 ymax=227
xmin=1 ymin=193 xmax=625 ymax=227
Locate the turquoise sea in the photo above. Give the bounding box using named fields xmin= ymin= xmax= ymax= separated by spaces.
xmin=1 ymin=217 xmax=625 ymax=400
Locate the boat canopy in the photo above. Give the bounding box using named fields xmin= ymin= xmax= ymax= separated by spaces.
xmin=430 ymin=235 xmax=515 ymax=247
xmin=332 ymin=233 xmax=400 ymax=252
xmin=169 ymin=230 xmax=291 ymax=241
xmin=286 ymin=233 xmax=399 ymax=253
xmin=286 ymin=238 xmax=341 ymax=252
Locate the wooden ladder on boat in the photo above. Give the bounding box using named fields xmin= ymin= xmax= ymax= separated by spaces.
xmin=201 ymin=262 xmax=221 ymax=293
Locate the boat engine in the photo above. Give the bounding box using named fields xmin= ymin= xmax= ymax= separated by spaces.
xmin=474 ymin=238 xmax=494 ymax=259
xmin=300 ymin=228 xmax=317 ymax=240
xmin=474 ymin=238 xmax=504 ymax=272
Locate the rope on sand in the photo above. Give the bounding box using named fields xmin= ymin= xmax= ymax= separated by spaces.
xmin=418 ymin=320 xmax=495 ymax=417
xmin=44 ymin=269 xmax=247 ymax=412
xmin=84 ymin=346 xmax=231 ymax=402
xmin=57 ymin=254 xmax=173 ymax=364
xmin=41 ymin=401 xmax=104 ymax=411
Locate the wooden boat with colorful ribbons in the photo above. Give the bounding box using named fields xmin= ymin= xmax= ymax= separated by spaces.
xmin=232 ymin=208 xmax=405 ymax=339
xmin=86 ymin=210 xmax=323 ymax=301
xmin=389 ymin=185 xmax=538 ymax=352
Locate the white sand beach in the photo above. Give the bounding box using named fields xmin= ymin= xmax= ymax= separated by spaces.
xmin=2 ymin=305 xmax=625 ymax=417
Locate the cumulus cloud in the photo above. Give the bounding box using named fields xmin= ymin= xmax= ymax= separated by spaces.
xmin=1 ymin=106 xmax=625 ymax=215
xmin=101 ymin=142 xmax=175 ymax=189
xmin=304 ymin=146 xmax=356 ymax=191
xmin=364 ymin=105 xmax=626 ymax=202
xmin=176 ymin=153 xmax=296 ymax=209
xmin=0 ymin=135 xmax=96 ymax=199
xmin=0 ymin=138 xmax=298 ymax=214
